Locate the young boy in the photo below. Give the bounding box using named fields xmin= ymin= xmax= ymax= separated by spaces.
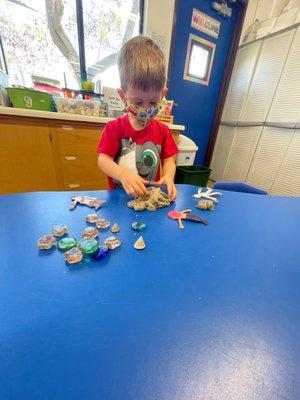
xmin=97 ymin=36 xmax=178 ymax=200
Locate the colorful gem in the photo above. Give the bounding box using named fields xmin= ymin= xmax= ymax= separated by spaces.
xmin=134 ymin=236 xmax=146 ymax=250
xmin=37 ymin=234 xmax=56 ymax=250
xmin=90 ymin=245 xmax=110 ymax=261
xmin=64 ymin=247 xmax=83 ymax=264
xmin=86 ymin=213 xmax=99 ymax=223
xmin=52 ymin=224 xmax=68 ymax=237
xmin=82 ymin=226 xmax=99 ymax=239
xmin=104 ymin=236 xmax=122 ymax=250
xmin=96 ymin=218 xmax=111 ymax=229
xmin=111 ymin=223 xmax=120 ymax=233
xmin=58 ymin=237 xmax=77 ymax=251
xmin=131 ymin=221 xmax=146 ymax=231
xmin=78 ymin=238 xmax=99 ymax=255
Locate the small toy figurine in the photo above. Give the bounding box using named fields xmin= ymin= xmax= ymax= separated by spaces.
xmin=69 ymin=195 xmax=106 ymax=211
xmin=168 ymin=209 xmax=207 ymax=230
xmin=193 ymin=188 xmax=222 ymax=203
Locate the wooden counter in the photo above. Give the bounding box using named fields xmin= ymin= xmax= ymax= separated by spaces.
xmin=0 ymin=107 xmax=185 ymax=194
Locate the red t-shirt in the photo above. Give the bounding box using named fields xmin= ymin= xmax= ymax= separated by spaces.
xmin=97 ymin=114 xmax=178 ymax=188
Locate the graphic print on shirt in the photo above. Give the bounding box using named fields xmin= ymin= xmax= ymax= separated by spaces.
xmin=116 ymin=139 xmax=161 ymax=181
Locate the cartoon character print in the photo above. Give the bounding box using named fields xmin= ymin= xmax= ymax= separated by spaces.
xmin=115 ymin=138 xmax=161 ymax=182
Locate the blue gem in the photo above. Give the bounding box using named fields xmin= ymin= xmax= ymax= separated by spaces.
xmin=90 ymin=245 xmax=110 ymax=261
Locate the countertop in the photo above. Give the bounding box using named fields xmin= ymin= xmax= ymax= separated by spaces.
xmin=0 ymin=106 xmax=185 ymax=131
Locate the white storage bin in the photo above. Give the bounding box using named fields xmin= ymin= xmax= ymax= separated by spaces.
xmin=176 ymin=134 xmax=198 ymax=166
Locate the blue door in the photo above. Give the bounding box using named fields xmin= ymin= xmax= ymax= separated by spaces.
xmin=168 ymin=0 xmax=240 ymax=165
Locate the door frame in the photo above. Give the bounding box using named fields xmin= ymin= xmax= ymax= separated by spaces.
xmin=204 ymin=0 xmax=249 ymax=167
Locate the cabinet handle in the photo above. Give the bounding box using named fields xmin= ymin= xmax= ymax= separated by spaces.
xmin=68 ymin=183 xmax=80 ymax=188
xmin=65 ymin=156 xmax=76 ymax=161
xmin=62 ymin=125 xmax=74 ymax=131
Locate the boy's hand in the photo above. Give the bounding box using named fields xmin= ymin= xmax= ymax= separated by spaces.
xmin=120 ymin=170 xmax=149 ymax=198
xmin=155 ymin=175 xmax=177 ymax=200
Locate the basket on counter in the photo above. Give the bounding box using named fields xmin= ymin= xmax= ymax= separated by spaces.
xmin=53 ymin=97 xmax=104 ymax=116
xmin=6 ymin=87 xmax=53 ymax=111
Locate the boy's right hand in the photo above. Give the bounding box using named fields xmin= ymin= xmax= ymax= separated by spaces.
xmin=120 ymin=171 xmax=149 ymax=198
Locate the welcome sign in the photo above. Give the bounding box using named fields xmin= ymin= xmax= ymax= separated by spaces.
xmin=191 ymin=9 xmax=220 ymax=39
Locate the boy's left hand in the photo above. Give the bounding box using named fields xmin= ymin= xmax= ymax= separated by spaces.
xmin=154 ymin=175 xmax=177 ymax=200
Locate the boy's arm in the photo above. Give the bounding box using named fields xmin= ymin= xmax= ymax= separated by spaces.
xmin=98 ymin=153 xmax=148 ymax=197
xmin=155 ymin=156 xmax=177 ymax=200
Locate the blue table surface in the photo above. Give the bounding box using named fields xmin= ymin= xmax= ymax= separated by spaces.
xmin=0 ymin=185 xmax=299 ymax=400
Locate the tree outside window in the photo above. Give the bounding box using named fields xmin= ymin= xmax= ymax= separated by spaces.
xmin=0 ymin=0 xmax=140 ymax=89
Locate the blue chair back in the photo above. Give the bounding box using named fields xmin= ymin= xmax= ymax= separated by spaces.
xmin=213 ymin=181 xmax=268 ymax=195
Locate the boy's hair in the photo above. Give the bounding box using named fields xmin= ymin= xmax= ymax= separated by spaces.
xmin=118 ymin=36 xmax=166 ymax=91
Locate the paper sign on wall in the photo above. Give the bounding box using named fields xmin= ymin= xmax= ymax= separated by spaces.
xmin=191 ymin=8 xmax=220 ymax=39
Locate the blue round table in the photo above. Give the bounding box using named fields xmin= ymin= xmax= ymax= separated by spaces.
xmin=0 ymin=185 xmax=299 ymax=399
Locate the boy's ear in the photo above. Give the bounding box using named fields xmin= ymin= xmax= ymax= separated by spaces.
xmin=117 ymin=88 xmax=126 ymax=102
xmin=162 ymin=87 xmax=168 ymax=98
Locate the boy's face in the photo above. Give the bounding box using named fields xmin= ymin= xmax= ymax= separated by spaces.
xmin=118 ymin=86 xmax=167 ymax=110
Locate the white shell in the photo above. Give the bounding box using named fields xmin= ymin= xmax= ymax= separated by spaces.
xmin=111 ymin=223 xmax=120 ymax=233
xmin=134 ymin=236 xmax=146 ymax=250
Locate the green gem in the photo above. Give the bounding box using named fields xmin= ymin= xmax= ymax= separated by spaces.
xmin=78 ymin=238 xmax=99 ymax=255
xmin=132 ymin=221 xmax=146 ymax=231
xmin=58 ymin=237 xmax=77 ymax=251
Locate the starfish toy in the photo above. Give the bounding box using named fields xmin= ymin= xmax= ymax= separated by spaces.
xmin=168 ymin=209 xmax=207 ymax=230
xmin=192 ymin=187 xmax=222 ymax=203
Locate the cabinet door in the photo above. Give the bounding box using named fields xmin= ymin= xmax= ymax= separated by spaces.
xmin=53 ymin=123 xmax=108 ymax=190
xmin=221 ymin=41 xmax=261 ymax=123
xmin=270 ymin=130 xmax=300 ymax=196
xmin=267 ymin=27 xmax=300 ymax=125
xmin=210 ymin=125 xmax=236 ymax=181
xmin=246 ymin=126 xmax=294 ymax=191
xmin=240 ymin=29 xmax=295 ymax=123
xmin=0 ymin=121 xmax=57 ymax=194
xmin=222 ymin=126 xmax=263 ymax=181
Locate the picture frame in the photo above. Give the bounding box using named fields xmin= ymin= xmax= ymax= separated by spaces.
xmin=183 ymin=34 xmax=216 ymax=86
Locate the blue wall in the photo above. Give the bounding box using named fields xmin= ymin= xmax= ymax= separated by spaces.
xmin=168 ymin=0 xmax=239 ymax=165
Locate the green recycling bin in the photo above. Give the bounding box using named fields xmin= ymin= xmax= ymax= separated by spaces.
xmin=175 ymin=165 xmax=211 ymax=187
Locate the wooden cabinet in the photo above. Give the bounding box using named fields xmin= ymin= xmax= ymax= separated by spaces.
xmin=50 ymin=123 xmax=108 ymax=191
xmin=0 ymin=112 xmax=182 ymax=194
xmin=0 ymin=119 xmax=57 ymax=194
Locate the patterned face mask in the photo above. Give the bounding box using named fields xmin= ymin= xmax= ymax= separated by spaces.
xmin=124 ymin=97 xmax=161 ymax=127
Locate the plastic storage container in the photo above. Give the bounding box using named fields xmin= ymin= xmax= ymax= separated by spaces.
xmin=175 ymin=165 xmax=211 ymax=187
xmin=7 ymin=87 xmax=53 ymax=111
xmin=54 ymin=97 xmax=102 ymax=116
xmin=176 ymin=134 xmax=198 ymax=166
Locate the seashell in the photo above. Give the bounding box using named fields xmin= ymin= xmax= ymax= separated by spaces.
xmin=111 ymin=223 xmax=120 ymax=233
xmin=52 ymin=224 xmax=68 ymax=237
xmin=104 ymin=236 xmax=122 ymax=250
xmin=86 ymin=213 xmax=99 ymax=223
xmin=134 ymin=236 xmax=146 ymax=250
xmin=196 ymin=200 xmax=214 ymax=210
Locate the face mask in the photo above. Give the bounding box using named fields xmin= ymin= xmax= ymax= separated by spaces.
xmin=124 ymin=97 xmax=161 ymax=127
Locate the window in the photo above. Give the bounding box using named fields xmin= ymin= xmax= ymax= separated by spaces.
xmin=183 ymin=34 xmax=215 ymax=85
xmin=0 ymin=0 xmax=141 ymax=89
